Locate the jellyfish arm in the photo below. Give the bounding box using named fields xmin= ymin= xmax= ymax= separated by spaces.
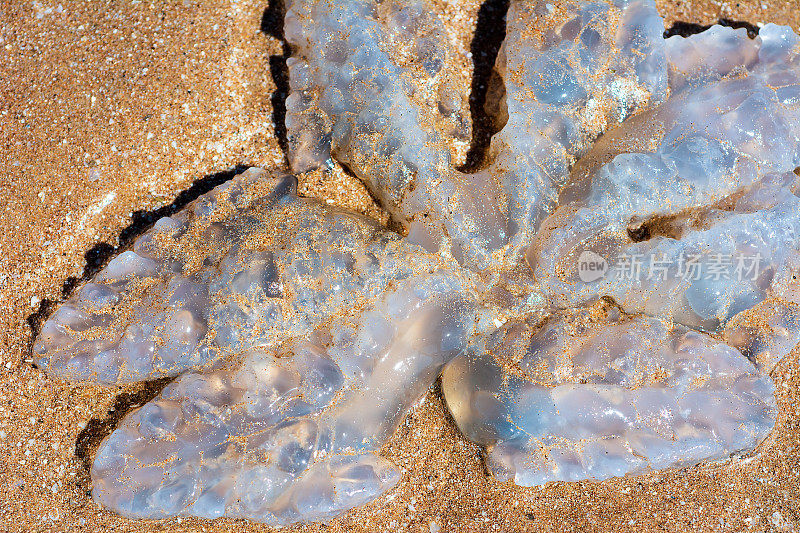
xmin=283 ymin=0 xmax=498 ymax=260
xmin=470 ymin=0 xmax=669 ymax=260
xmin=443 ymin=311 xmax=777 ymax=485
xmin=91 ymin=275 xmax=477 ymax=524
xmin=32 ymin=167 xmax=284 ymax=384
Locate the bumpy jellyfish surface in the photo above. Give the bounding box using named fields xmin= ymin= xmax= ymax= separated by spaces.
xmin=35 ymin=168 xmax=479 ymax=524
xmin=33 ymin=0 xmax=800 ymax=526
xmin=443 ymin=304 xmax=776 ymax=485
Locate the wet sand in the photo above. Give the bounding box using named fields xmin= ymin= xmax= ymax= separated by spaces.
xmin=1 ymin=0 xmax=799 ymax=531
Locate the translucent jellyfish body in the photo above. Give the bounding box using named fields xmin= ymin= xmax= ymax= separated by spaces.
xmin=32 ymin=0 xmax=800 ymax=526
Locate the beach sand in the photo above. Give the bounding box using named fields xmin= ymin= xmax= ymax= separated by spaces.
xmin=0 ymin=0 xmax=798 ymax=531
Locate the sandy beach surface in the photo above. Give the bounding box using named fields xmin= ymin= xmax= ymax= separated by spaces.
xmin=1 ymin=0 xmax=799 ymax=531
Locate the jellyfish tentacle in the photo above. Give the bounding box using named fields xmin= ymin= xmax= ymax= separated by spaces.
xmin=91 ymin=344 xmax=401 ymax=523
xmin=442 ymin=307 xmax=777 ymax=485
xmin=463 ymin=0 xmax=669 ymax=265
xmin=91 ymin=274 xmax=477 ymax=523
xmin=665 ymin=23 xmax=800 ymax=93
xmin=531 ymin=18 xmax=800 ymax=331
xmin=533 ymin=171 xmax=800 ymax=330
xmin=284 ymin=0 xmax=505 ymax=263
xmin=34 ymin=168 xmax=470 ymax=385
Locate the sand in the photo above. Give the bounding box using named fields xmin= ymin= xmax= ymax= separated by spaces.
xmin=0 ymin=0 xmax=798 ymax=531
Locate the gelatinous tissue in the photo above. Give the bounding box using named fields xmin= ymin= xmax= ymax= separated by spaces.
xmin=33 ymin=0 xmax=800 ymax=526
